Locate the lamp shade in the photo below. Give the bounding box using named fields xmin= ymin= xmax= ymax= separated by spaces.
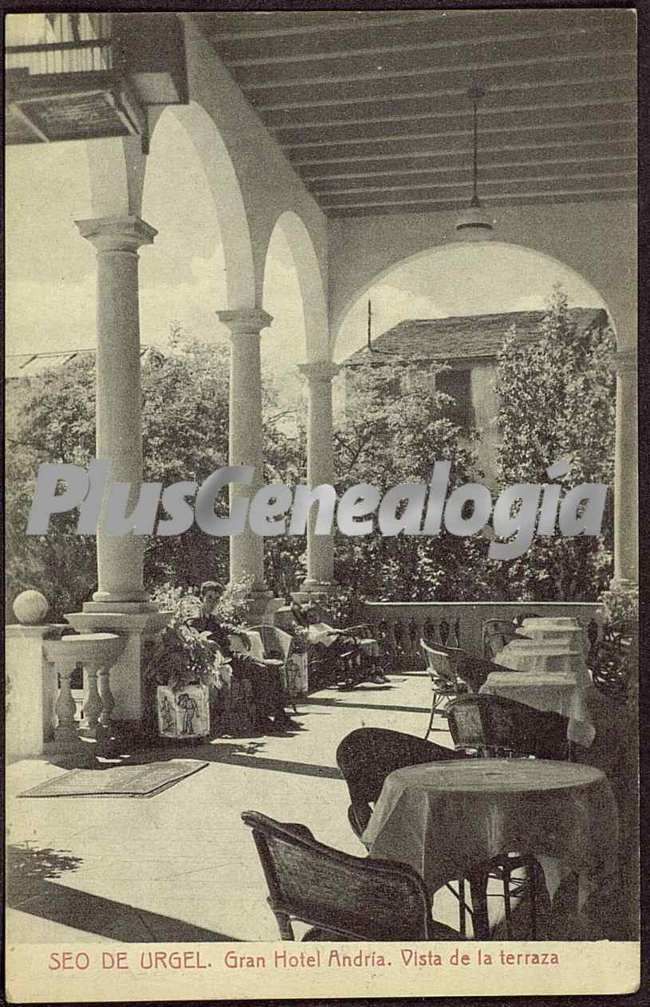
xmin=455 ymin=202 xmax=495 ymax=240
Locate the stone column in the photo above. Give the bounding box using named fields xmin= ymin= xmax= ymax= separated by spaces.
xmin=71 ymin=216 xmax=169 ymax=727
xmin=612 ymin=348 xmax=638 ymax=587
xmin=75 ymin=214 xmax=157 ymax=609
xmin=298 ymin=361 xmax=338 ymax=593
xmin=218 ymin=309 xmax=272 ymax=609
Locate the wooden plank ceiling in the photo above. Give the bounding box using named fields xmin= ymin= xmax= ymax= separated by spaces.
xmin=193 ymin=9 xmax=636 ymax=218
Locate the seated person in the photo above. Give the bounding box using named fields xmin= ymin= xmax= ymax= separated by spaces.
xmin=190 ymin=582 xmax=298 ymax=733
xmin=292 ymin=602 xmax=387 ymax=688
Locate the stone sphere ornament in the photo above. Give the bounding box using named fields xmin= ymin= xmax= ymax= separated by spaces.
xmin=13 ymin=590 xmax=49 ymax=625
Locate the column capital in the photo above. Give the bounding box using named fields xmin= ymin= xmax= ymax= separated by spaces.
xmin=75 ymin=215 xmax=157 ymax=252
xmin=298 ymin=360 xmax=339 ymax=384
xmin=217 ymin=308 xmax=272 ymax=336
xmin=612 ymin=348 xmax=637 ymax=374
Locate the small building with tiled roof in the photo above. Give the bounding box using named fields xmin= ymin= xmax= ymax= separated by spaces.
xmin=344 ymin=307 xmax=608 ymax=482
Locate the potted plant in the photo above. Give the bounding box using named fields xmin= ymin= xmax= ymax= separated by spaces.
xmin=594 ymin=582 xmax=639 ymax=706
xmin=145 ymin=586 xmax=215 ymax=740
xmin=598 ymin=582 xmax=639 ymax=639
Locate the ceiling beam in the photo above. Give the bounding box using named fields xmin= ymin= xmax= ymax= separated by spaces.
xmin=323 ymin=184 xmax=636 ymax=212
xmin=285 ymin=111 xmax=635 ymax=158
xmin=202 ymin=11 xmax=442 ymax=42
xmin=268 ymin=89 xmax=635 ymax=137
xmin=234 ymin=31 xmax=633 ymax=89
xmin=304 ymin=151 xmax=636 ymax=184
xmin=312 ymin=169 xmax=636 ymax=198
xmin=222 ymin=23 xmax=615 ymax=68
xmin=291 ymin=125 xmax=634 ymax=167
xmin=252 ymin=54 xmax=636 ymax=111
xmin=328 ymin=189 xmax=635 ymax=217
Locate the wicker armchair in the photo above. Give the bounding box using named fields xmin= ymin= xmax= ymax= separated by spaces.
xmin=446 ymin=693 xmax=569 ymax=760
xmin=336 ymin=727 xmax=462 ymax=837
xmin=335 ymin=728 xmax=544 ymax=940
xmin=421 ymin=640 xmax=470 ymax=739
xmin=241 ymin=810 xmax=461 ymax=941
xmin=289 ymin=603 xmax=378 ymax=691
xmin=482 ymin=616 xmax=536 ymax=659
xmin=248 ymin=624 xmax=299 ymax=712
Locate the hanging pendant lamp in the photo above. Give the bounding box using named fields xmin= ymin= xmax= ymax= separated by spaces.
xmin=455 ymin=83 xmax=495 ymax=238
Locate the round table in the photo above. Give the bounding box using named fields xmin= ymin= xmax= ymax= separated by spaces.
xmin=362 ymin=759 xmax=618 ymax=923
xmin=519 ymin=616 xmax=586 ymax=649
xmin=486 ymin=638 xmax=595 ymax=746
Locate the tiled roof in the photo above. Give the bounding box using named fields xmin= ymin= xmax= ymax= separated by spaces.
xmin=345 ymin=308 xmax=608 ymax=365
xmin=5 ymin=345 xmax=160 ymax=380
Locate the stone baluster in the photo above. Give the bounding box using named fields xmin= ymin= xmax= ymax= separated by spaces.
xmin=98 ymin=667 xmax=115 ymax=730
xmin=44 ymin=633 xmax=123 ymax=752
xmin=54 ymin=664 xmax=79 ymax=746
xmin=423 ymin=617 xmax=436 ymax=645
xmin=83 ymin=666 xmax=103 ymax=739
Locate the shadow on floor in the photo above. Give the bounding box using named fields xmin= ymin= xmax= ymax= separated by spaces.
xmin=42 ymin=737 xmax=342 ymax=781
xmin=7 ymin=844 xmax=238 ymax=942
xmin=306 ymin=697 xmax=432 ymax=715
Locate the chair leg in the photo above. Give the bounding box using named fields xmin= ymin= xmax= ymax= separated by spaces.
xmin=458 ymin=878 xmax=467 ymax=937
xmin=424 ymin=694 xmax=448 ymax=738
xmin=274 ymin=910 xmax=294 ymax=940
xmin=469 ymin=874 xmax=490 ymax=939
xmin=424 ymin=702 xmax=437 ymax=740
xmin=503 ymin=869 xmax=513 ymax=939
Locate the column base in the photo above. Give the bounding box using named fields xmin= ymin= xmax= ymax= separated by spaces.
xmin=84 ymin=600 xmax=159 ymax=614
xmin=608 ymin=576 xmax=639 ymax=592
xmin=298 ymin=581 xmax=337 ymax=597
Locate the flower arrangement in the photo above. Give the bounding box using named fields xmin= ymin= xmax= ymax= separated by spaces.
xmin=598 ymin=581 xmax=639 ymax=632
xmin=145 ymin=584 xmax=215 ymax=691
xmin=144 ymin=577 xmax=256 ymax=691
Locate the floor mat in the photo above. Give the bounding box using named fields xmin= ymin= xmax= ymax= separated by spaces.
xmin=19 ymin=760 xmax=209 ymax=798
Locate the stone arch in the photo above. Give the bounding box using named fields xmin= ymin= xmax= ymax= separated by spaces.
xmin=263 ymin=209 xmax=329 ymax=360
xmin=147 ymin=100 xmax=256 ymax=310
xmin=332 ymin=239 xmax=617 ymax=355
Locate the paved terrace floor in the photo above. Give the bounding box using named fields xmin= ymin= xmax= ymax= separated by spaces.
xmin=8 ymin=670 xmax=468 ymax=944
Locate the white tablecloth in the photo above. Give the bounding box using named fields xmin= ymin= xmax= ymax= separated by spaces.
xmin=363 ymin=759 xmax=618 ymax=933
xmin=484 ymin=638 xmax=595 ymax=747
xmin=518 ymin=618 xmax=588 ymax=653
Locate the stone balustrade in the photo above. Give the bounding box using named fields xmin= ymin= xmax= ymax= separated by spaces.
xmin=6 ymin=624 xmax=125 ymax=761
xmin=43 ymin=633 xmax=124 ymax=749
xmin=363 ymin=601 xmax=605 ymax=670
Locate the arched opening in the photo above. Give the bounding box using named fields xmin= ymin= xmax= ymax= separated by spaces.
xmin=334 ymin=241 xmax=609 ymax=363
xmin=332 ymin=239 xmax=617 ymax=603
xmin=261 ymin=210 xmax=329 ymax=425
xmin=261 ymin=211 xmax=330 ymax=596
xmin=138 ymin=102 xmax=257 ymax=589
xmin=141 ymin=101 xmax=256 ymax=348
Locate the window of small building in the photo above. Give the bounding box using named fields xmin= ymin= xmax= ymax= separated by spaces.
xmin=436 ymin=369 xmax=473 ymax=429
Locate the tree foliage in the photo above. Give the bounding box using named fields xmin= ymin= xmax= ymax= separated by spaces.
xmin=332 ymin=361 xmax=487 ymax=601
xmin=6 ymin=290 xmax=617 ymax=618
xmin=493 ymin=287 xmax=615 ymax=600
xmin=5 ymin=333 xmax=291 ymax=618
